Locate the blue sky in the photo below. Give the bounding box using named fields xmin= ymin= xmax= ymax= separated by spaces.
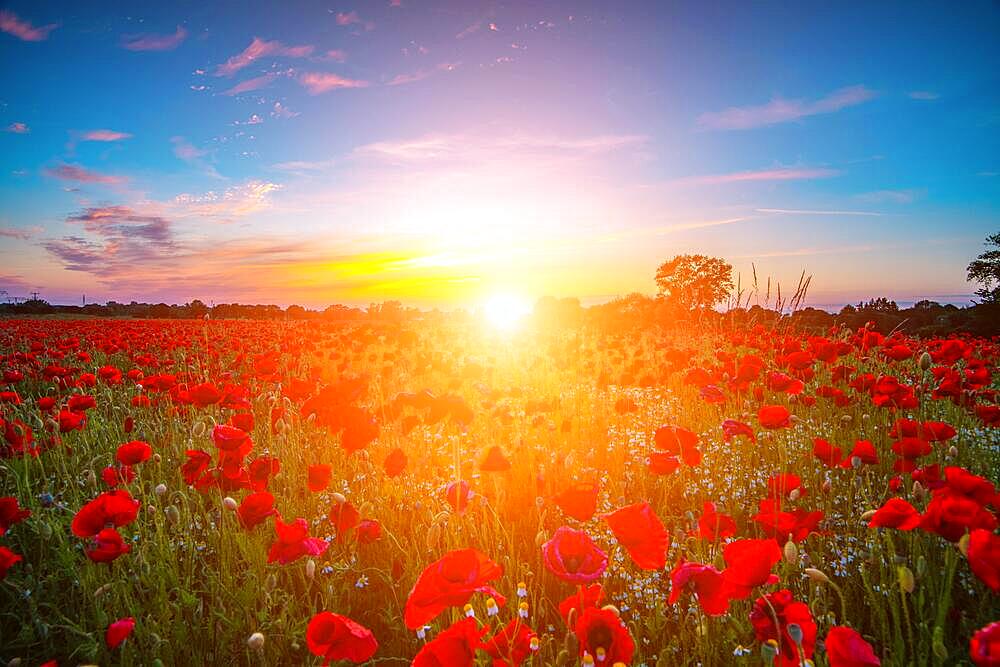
xmin=1 ymin=0 xmax=998 ymax=308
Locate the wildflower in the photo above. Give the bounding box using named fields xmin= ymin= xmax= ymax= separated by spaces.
xmin=602 ymin=502 xmax=669 ymax=570
xmin=542 ymin=526 xmax=608 ymax=584
xmin=403 ymin=548 xmax=504 ymax=629
xmin=306 ymin=611 xmax=378 ymax=664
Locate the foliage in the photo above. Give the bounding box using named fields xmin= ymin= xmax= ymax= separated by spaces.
xmin=654 ymin=255 xmax=735 ymax=311
xmin=967 ymin=232 xmax=1000 ymax=303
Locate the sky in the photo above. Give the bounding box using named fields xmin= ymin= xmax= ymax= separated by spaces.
xmin=1 ymin=0 xmax=998 ymax=309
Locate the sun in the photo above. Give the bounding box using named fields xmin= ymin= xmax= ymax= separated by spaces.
xmin=481 ymin=293 xmax=532 ymax=331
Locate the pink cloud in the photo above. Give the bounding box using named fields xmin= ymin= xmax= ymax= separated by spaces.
xmin=386 ymin=62 xmax=459 ymax=86
xmin=335 ymin=11 xmax=374 ymax=29
xmin=0 ymin=10 xmax=58 ymax=42
xmin=82 ymin=129 xmax=132 ymax=142
xmin=299 ymin=72 xmax=369 ymax=94
xmin=0 ymin=226 xmax=34 ymax=240
xmin=121 ymin=26 xmax=187 ymax=51
xmin=697 ymin=85 xmax=877 ymax=130
xmin=4 ymin=122 xmax=29 ymax=134
xmin=320 ymin=49 xmax=347 ymax=62
xmin=223 ymin=72 xmax=281 ymax=96
xmin=455 ymin=21 xmax=482 ymax=39
xmin=672 ymin=167 xmax=839 ymax=186
xmin=215 ymin=37 xmax=315 ymax=77
xmin=44 ymin=163 xmax=126 ymax=185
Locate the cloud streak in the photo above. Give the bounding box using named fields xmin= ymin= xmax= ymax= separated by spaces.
xmin=299 ymin=72 xmax=369 ymax=94
xmin=756 ymin=207 xmax=881 ymax=217
xmin=122 ymin=26 xmax=187 ymax=51
xmin=215 ymin=37 xmax=314 ymax=77
xmin=698 ymin=85 xmax=877 ymax=130
xmin=44 ymin=164 xmax=126 ymax=185
xmin=0 ymin=10 xmax=58 ymax=42
xmin=81 ymin=129 xmax=132 ymax=142
xmin=672 ymin=167 xmax=839 ymax=186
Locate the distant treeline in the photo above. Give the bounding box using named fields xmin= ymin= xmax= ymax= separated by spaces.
xmin=2 ymin=295 xmax=998 ymax=337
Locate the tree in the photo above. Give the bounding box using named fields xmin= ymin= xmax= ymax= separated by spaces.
xmin=857 ymin=297 xmax=898 ymax=313
xmin=967 ymin=232 xmax=1000 ymax=303
xmin=654 ymin=255 xmax=733 ymax=311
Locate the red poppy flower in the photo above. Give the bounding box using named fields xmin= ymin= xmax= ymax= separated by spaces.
xmin=237 ymin=491 xmax=276 ymax=529
xmin=668 ymin=559 xmax=729 ymax=615
xmin=574 ymin=607 xmax=635 ymax=665
xmin=404 ymin=548 xmax=504 ymax=629
xmin=602 ymin=502 xmax=669 ymax=570
xmin=188 ymin=382 xmax=222 ymax=407
xmin=479 ymin=445 xmax=511 ymax=472
xmin=825 ymin=626 xmax=881 ymax=666
xmin=267 ymin=515 xmax=329 ymax=565
xmin=248 ymin=455 xmax=280 ymax=491
xmin=308 ymin=464 xmax=332 ymax=492
xmin=86 ymin=527 xmax=131 ymax=563
xmin=750 ymin=589 xmax=816 ymax=667
xmin=943 ymin=466 xmax=997 ymax=506
xmin=0 ymin=546 xmax=22 ymax=579
xmin=229 ymin=411 xmax=255 ymax=433
xmin=694 ymin=502 xmax=735 ymax=540
xmin=445 ymin=480 xmax=472 ymax=513
xmin=766 ymin=473 xmax=805 ymax=501
xmin=58 ymin=409 xmax=86 ymax=433
xmin=868 ymin=498 xmax=921 ymax=530
xmin=483 ymin=619 xmax=537 ymax=666
xmin=758 ymin=405 xmax=791 ymax=429
xmin=970 ymin=621 xmax=1000 ymax=667
xmin=0 ymin=496 xmax=31 ymax=535
xmin=920 ymin=490 xmax=997 ymax=542
xmin=71 ymin=490 xmax=140 ymax=537
xmin=648 ymin=452 xmax=681 ymax=475
xmin=542 ymin=526 xmax=608 ymax=584
xmin=721 ymin=538 xmax=781 ymax=599
xmin=841 ymin=440 xmax=879 ymax=468
xmin=330 ymin=498 xmax=361 ymax=542
xmin=305 ymin=611 xmax=378 ymax=665
xmin=212 ymin=424 xmax=252 ymax=455
xmin=67 ymin=394 xmax=96 ymax=412
xmin=921 ymin=420 xmax=957 ymax=442
xmin=106 ymin=617 xmax=135 ymax=649
xmin=384 ymin=448 xmax=407 ymax=477
xmin=553 ymin=481 xmax=599 ymax=521
xmin=722 ymin=418 xmax=757 ymax=443
xmin=813 ymin=438 xmax=844 ymax=467
xmin=967 ymin=528 xmax=1000 ymax=593
xmin=182 ymin=449 xmax=212 ymax=486
xmin=654 ymin=425 xmax=701 ymax=466
xmin=752 ymin=500 xmax=823 ymax=544
xmin=116 ymin=440 xmax=152 ymax=466
xmin=102 ymin=465 xmax=136 ymax=488
xmin=558 ymin=584 xmax=603 ymax=625
xmin=412 ymin=617 xmax=487 ymax=667
xmin=357 ymin=518 xmax=382 ymax=544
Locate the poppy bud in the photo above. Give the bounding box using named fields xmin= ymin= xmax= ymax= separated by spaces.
xmin=534 ymin=530 xmax=547 ymax=548
xmin=932 ymin=626 xmax=947 ymax=658
xmin=7 ymin=659 xmax=22 ymax=667
xmin=919 ymin=351 xmax=932 ymax=370
xmin=789 ymin=414 xmax=799 ymax=424
xmin=784 ymin=539 xmax=798 ymax=563
xmin=153 ymin=453 xmax=161 ymax=464
xmin=425 ymin=523 xmax=441 ymax=549
xmin=305 ymin=559 xmax=316 ymax=579
xmin=155 ymin=483 xmax=167 ymax=497
xmin=947 ymin=445 xmax=958 ymax=458
xmin=860 ymin=509 xmax=877 ymax=521
xmin=192 ymin=421 xmax=206 ymax=437
xmin=165 ymin=505 xmax=180 ymax=524
xmin=787 ymin=623 xmax=804 ymax=645
xmin=851 ymin=456 xmax=862 ymax=469
xmin=897 ymin=565 xmax=915 ymax=593
xmin=601 ymin=604 xmax=621 ymax=617
xmin=840 ymin=414 xmax=852 ymax=423
xmin=804 ymin=567 xmax=831 ymax=585
xmin=222 ymin=497 xmax=238 ymax=511
xmin=86 ymin=469 xmax=97 ymax=486
xmin=94 ymin=583 xmax=112 ymax=598
xmin=39 ymin=522 xmax=52 ymax=540
xmin=958 ymin=534 xmax=970 ymax=556
xmin=789 ymin=488 xmax=801 ymax=502
xmin=147 ymin=505 xmax=157 ymax=515
xmin=331 ymin=492 xmax=347 ymax=505
xmin=265 ymin=574 xmax=277 ymax=591
xmin=247 ymin=632 xmax=265 ymax=651
xmin=912 ymin=481 xmax=925 ymax=500
xmin=566 ymin=608 xmax=577 ymax=634
xmin=821 ymin=479 xmax=832 ymax=493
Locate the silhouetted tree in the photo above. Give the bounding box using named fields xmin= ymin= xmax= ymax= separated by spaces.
xmin=654 ymin=255 xmax=733 ymax=311
xmin=967 ymin=232 xmax=1000 ymax=303
xmin=857 ymin=297 xmax=898 ymax=312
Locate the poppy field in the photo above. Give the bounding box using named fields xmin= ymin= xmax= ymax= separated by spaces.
xmin=0 ymin=316 xmax=998 ymax=666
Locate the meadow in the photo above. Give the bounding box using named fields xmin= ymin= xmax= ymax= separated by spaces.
xmin=0 ymin=315 xmax=998 ymax=666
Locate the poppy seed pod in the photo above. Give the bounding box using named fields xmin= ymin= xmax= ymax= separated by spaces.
xmin=787 ymin=622 xmax=804 ymax=645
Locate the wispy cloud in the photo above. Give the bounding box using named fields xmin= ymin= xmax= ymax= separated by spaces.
xmin=170 ymin=180 xmax=282 ymax=220
xmin=81 ymin=129 xmax=132 ymax=142
xmin=299 ymin=72 xmax=369 ymax=94
xmin=0 ymin=226 xmax=35 ymax=240
xmin=908 ymin=91 xmax=939 ymax=101
xmin=44 ymin=163 xmax=125 ymax=185
xmin=335 ymin=11 xmax=374 ymax=30
xmin=354 ymin=133 xmax=646 ymax=164
xmin=215 ymin=37 xmax=314 ymax=77
xmin=4 ymin=122 xmax=29 ymax=134
xmin=854 ymin=189 xmax=921 ymax=204
xmin=171 ymin=136 xmax=222 ymax=179
xmin=672 ymin=167 xmax=839 ymax=186
xmin=223 ymin=71 xmax=284 ymax=96
xmin=271 ymin=159 xmax=336 ymax=172
xmin=386 ymin=62 xmax=459 ymax=86
xmin=756 ymin=207 xmax=882 ymax=217
xmin=698 ymin=85 xmax=877 ymax=130
xmin=455 ymin=21 xmax=483 ymax=39
xmin=0 ymin=10 xmax=58 ymax=42
xmin=121 ymin=26 xmax=187 ymax=51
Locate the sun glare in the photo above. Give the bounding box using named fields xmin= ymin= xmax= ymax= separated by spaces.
xmin=481 ymin=293 xmax=532 ymax=331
